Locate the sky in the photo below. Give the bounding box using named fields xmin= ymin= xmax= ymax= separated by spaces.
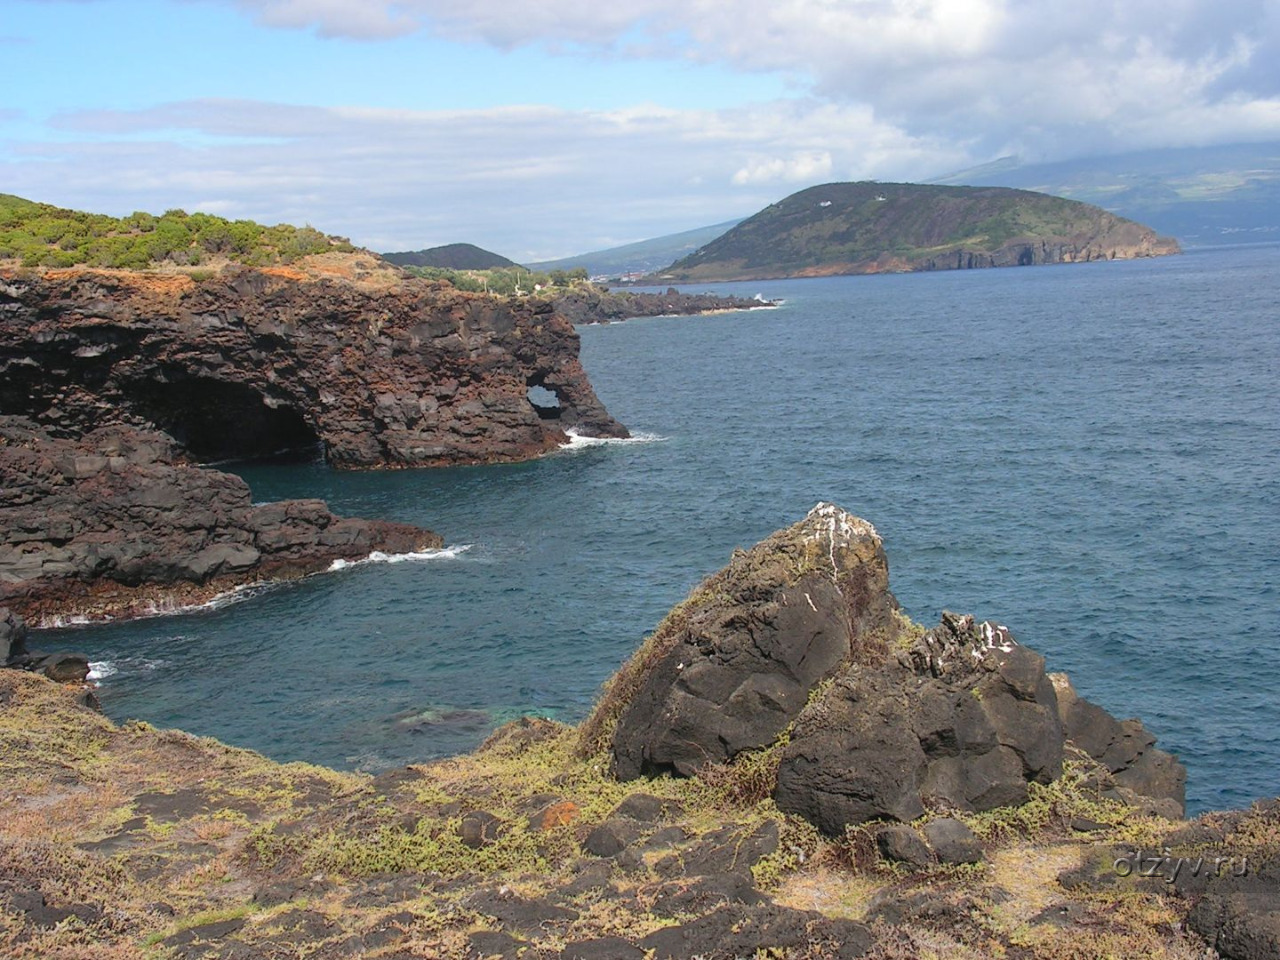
xmin=4 ymin=0 xmax=1280 ymax=260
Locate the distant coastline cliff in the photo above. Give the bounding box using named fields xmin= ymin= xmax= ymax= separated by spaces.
xmin=658 ymin=182 xmax=1181 ymax=282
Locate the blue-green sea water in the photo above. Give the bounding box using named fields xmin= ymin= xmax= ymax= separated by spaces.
xmin=45 ymin=244 xmax=1278 ymax=814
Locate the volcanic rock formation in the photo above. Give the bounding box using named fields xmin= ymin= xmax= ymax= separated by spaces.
xmin=592 ymin=503 xmax=1186 ymax=836
xmin=0 ymin=417 xmax=440 ymax=624
xmin=0 ymin=267 xmax=626 ymax=469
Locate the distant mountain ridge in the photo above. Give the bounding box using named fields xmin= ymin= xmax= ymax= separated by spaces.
xmin=383 ymin=243 xmax=516 ymax=270
xmin=525 ymin=219 xmax=742 ymax=277
xmin=657 ymin=182 xmax=1179 ymax=282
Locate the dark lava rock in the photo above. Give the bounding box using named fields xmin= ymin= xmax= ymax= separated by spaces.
xmin=0 ymin=606 xmax=28 ymax=662
xmin=639 ymin=903 xmax=873 ymax=960
xmin=647 ymin=872 xmax=766 ymax=917
xmin=459 ymin=811 xmax=505 ymax=850
xmin=582 ymin=818 xmax=646 ymax=858
xmin=776 ymin=612 xmax=1069 ymax=833
xmin=0 ymin=418 xmax=440 ymax=623
xmin=876 ymin=824 xmax=934 ymax=869
xmin=866 ymin=890 xmax=970 ymax=928
xmin=558 ymin=936 xmax=647 ymax=960
xmin=0 ymin=883 xmax=101 ymax=929
xmin=675 ymin=821 xmax=780 ymax=877
xmin=606 ymin=504 xmax=895 ymax=779
xmin=592 ymin=504 xmax=1188 ymax=842
xmin=0 ymin=268 xmax=625 ymax=469
xmin=1185 ymin=861 xmax=1280 ymax=960
xmin=1052 ymin=672 xmax=1186 ymax=818
xmin=551 ymin=287 xmax=769 ymax=325
xmin=36 ymin=651 xmax=91 ymax=682
xmin=162 ymin=916 xmax=247 ymax=948
xmin=610 ymin=793 xmax=685 ymax=822
xmin=466 ymin=930 xmax=528 ymax=960
xmin=924 ymin=818 xmax=983 ymax=865
xmin=465 ymin=888 xmax=578 ymax=935
xmin=558 ymin=859 xmax=617 ymax=899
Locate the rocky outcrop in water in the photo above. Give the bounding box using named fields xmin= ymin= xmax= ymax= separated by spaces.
xmin=0 ymin=266 xmax=626 ymax=469
xmin=0 ymin=417 xmax=440 ymax=623
xmin=551 ymin=286 xmax=771 ymax=325
xmin=593 ymin=504 xmax=1186 ymax=835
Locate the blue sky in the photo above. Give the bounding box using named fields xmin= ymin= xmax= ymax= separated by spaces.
xmin=4 ymin=0 xmax=1279 ymax=259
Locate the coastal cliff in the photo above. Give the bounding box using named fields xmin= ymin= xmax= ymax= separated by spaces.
xmin=2 ymin=506 xmax=1273 ymax=960
xmin=0 ymin=265 xmax=626 ymax=470
xmin=0 ymin=261 xmax=629 ymax=620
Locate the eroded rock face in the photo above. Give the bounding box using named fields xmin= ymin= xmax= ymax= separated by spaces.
xmin=775 ymin=613 xmax=1067 ymax=832
xmin=0 ymin=418 xmax=440 ymax=623
xmin=599 ymin=504 xmax=1187 ymax=836
xmin=0 ymin=268 xmax=626 ymax=469
xmin=606 ymin=504 xmax=897 ymax=779
xmin=1052 ymin=672 xmax=1186 ymax=819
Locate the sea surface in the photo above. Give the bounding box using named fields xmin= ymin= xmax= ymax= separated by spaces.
xmin=47 ymin=244 xmax=1278 ymax=814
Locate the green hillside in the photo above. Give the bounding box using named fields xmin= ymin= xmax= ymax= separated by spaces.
xmin=0 ymin=194 xmax=355 ymax=269
xmin=659 ymin=182 xmax=1179 ymax=281
xmin=382 ymin=242 xmax=516 ymax=270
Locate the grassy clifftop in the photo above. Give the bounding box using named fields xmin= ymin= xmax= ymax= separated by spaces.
xmin=659 ymin=182 xmax=1180 ymax=281
xmin=0 ymin=194 xmax=357 ymax=271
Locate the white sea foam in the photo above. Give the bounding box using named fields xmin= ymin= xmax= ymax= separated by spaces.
xmin=87 ymin=661 xmax=117 ymax=681
xmin=87 ymin=657 xmax=166 ymax=683
xmin=40 ymin=613 xmax=96 ymax=628
xmin=558 ymin=429 xmax=667 ymax=451
xmin=328 ymin=544 xmax=472 ymax=572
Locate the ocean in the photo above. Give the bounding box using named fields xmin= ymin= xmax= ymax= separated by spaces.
xmin=46 ymin=243 xmax=1279 ymax=814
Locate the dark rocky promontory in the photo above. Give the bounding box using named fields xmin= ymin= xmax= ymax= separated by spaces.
xmin=0 ymin=262 xmax=630 ymax=620
xmin=589 ymin=504 xmax=1186 ymax=833
xmin=0 ymin=417 xmax=440 ymax=624
xmin=0 ymin=266 xmax=626 ymax=470
xmin=550 ymin=286 xmax=771 ymax=325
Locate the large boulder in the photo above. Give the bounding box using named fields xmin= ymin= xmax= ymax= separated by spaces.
xmin=590 ymin=505 xmax=1187 ymax=838
xmin=593 ymin=503 xmax=897 ymax=779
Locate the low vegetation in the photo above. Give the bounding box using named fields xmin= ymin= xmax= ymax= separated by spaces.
xmin=0 ymin=193 xmax=355 ymax=270
xmin=401 ymin=264 xmax=588 ymax=296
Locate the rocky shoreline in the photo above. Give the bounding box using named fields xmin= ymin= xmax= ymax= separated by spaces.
xmin=1 ymin=505 xmax=1274 ymax=959
xmin=0 ymin=264 xmax=633 ymax=622
xmin=550 ymin=286 xmax=772 ymax=325
xmin=0 ymin=417 xmax=442 ymax=625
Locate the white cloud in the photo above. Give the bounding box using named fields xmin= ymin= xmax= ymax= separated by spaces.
xmin=218 ymin=0 xmax=1280 ymax=159
xmin=732 ymin=151 xmax=832 ymax=185
xmin=7 ymin=97 xmax=961 ymax=260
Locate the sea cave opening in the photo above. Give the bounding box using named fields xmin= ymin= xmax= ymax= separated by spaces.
xmin=123 ymin=377 xmax=322 ymax=463
xmin=526 ymin=381 xmax=563 ymax=421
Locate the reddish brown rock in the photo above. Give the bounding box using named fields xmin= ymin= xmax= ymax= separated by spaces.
xmin=0 ymin=267 xmax=626 ymax=469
